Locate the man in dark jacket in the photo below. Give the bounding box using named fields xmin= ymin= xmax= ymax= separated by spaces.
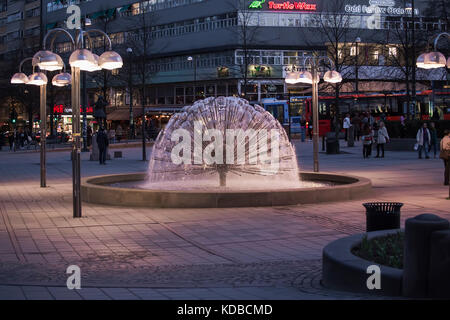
xmin=97 ymin=127 xmax=109 ymax=164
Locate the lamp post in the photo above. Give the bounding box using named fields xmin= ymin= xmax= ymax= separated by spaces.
xmin=29 ymin=27 xmax=122 ymax=218
xmin=416 ymin=32 xmax=450 ymax=199
xmin=11 ymin=57 xmax=48 ymax=187
xmin=127 ymin=47 xmax=134 ymax=139
xmin=405 ymin=1 xmax=417 ymax=118
xmin=187 ymin=56 xmax=197 ymax=99
xmin=355 ymin=37 xmax=361 ymax=95
xmin=284 ymin=55 xmax=342 ymax=172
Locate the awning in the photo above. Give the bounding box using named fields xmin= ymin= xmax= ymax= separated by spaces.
xmin=107 ymin=108 xmax=143 ymax=121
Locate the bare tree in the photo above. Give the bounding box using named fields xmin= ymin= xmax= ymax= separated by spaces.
xmin=228 ymin=0 xmax=261 ymax=100
xmin=311 ymin=0 xmax=361 ymax=115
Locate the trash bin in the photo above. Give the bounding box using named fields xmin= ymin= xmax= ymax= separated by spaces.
xmin=363 ymin=202 xmax=403 ymax=232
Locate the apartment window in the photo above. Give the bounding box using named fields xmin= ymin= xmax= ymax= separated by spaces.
xmin=372 ymin=50 xmax=379 ymax=61
xmin=0 ymin=17 xmax=6 ymax=26
xmin=388 ymin=47 xmax=397 ymax=57
xmin=26 ymin=7 xmax=40 ymax=18
xmin=7 ymin=11 xmax=22 ymax=23
xmin=7 ymin=30 xmax=22 ymax=40
xmin=0 ymin=35 xmax=5 ymax=44
xmin=0 ymin=1 xmax=6 ymax=13
xmin=24 ymin=26 xmax=40 ymax=37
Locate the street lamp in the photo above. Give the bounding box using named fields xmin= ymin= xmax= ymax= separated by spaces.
xmin=11 ymin=57 xmax=53 ymax=188
xmin=127 ymin=47 xmax=134 ymax=139
xmin=35 ymin=27 xmax=122 ymax=218
xmin=355 ymin=37 xmax=361 ymax=95
xmin=187 ymin=56 xmax=197 ymax=97
xmin=416 ymin=33 xmax=450 ymax=69
xmin=284 ymin=55 xmax=342 ymax=172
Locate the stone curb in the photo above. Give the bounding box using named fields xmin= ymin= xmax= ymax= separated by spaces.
xmin=81 ymin=172 xmax=372 ymax=208
xmin=322 ymin=229 xmax=403 ymax=296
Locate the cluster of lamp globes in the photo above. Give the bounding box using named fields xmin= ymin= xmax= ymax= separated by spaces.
xmin=11 ymin=48 xmax=123 ymax=87
xmin=416 ymin=51 xmax=450 ymax=69
xmin=285 ymin=69 xmax=343 ymax=85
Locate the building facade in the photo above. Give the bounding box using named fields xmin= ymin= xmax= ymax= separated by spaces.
xmin=2 ymin=0 xmax=449 ymax=131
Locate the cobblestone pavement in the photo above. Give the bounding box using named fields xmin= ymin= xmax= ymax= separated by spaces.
xmin=0 ymin=140 xmax=448 ymax=299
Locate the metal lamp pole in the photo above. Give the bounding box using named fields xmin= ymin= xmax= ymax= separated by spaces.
xmin=71 ymin=65 xmax=82 ymax=218
xmin=127 ymin=47 xmax=134 ymax=139
xmin=411 ymin=0 xmax=417 ymax=118
xmin=81 ymin=17 xmax=89 ymax=152
xmin=311 ymin=61 xmax=319 ymax=173
xmin=355 ymin=37 xmax=361 ymax=95
xmin=40 ymin=79 xmax=47 ymax=187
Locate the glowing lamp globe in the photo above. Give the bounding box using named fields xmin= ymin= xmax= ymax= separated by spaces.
xmin=52 ymin=72 xmax=72 ymax=87
xmin=27 ymin=72 xmax=48 ymax=86
xmin=11 ymin=72 xmax=29 ymax=84
xmin=69 ymin=49 xmax=97 ymax=71
xmin=84 ymin=54 xmax=102 ymax=72
xmin=296 ymin=71 xmax=314 ymax=84
xmin=285 ymin=71 xmax=300 ymax=84
xmin=33 ymin=50 xmax=63 ymax=71
xmin=98 ymin=51 xmax=123 ymax=70
xmin=323 ymin=70 xmax=342 ymax=83
xmin=423 ymin=51 xmax=447 ymax=69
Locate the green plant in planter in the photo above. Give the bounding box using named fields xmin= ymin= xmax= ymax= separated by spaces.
xmin=353 ymin=232 xmax=404 ymax=269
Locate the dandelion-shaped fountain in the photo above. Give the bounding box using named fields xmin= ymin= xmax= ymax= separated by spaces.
xmin=146 ymin=96 xmax=300 ymax=190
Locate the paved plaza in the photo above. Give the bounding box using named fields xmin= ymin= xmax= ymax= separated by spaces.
xmin=0 ymin=140 xmax=448 ymax=300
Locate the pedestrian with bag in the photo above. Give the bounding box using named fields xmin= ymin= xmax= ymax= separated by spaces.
xmin=440 ymin=129 xmax=450 ymax=186
xmin=416 ymin=122 xmax=431 ymax=159
xmin=376 ymin=121 xmax=389 ymax=158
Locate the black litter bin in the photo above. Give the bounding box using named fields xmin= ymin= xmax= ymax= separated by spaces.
xmin=363 ymin=202 xmax=403 ymax=232
xmin=326 ymin=133 xmax=340 ymax=154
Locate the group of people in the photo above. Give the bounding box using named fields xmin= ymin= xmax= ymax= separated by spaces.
xmin=360 ymin=121 xmax=390 ymax=159
xmin=415 ymin=122 xmax=439 ymax=159
xmin=0 ymin=128 xmax=35 ymax=151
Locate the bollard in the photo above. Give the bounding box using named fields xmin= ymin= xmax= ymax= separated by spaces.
xmin=402 ymin=214 xmax=449 ymax=298
xmin=428 ymin=229 xmax=450 ymax=299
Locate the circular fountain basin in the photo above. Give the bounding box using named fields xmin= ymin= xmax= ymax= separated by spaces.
xmin=81 ymin=172 xmax=371 ymax=208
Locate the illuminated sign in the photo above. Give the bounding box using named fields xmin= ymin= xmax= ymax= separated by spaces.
xmin=268 ymin=1 xmax=316 ymax=11
xmin=249 ymin=0 xmax=317 ymax=11
xmin=53 ymin=104 xmax=93 ymax=114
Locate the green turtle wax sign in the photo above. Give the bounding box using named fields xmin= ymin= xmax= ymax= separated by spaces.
xmin=249 ymin=0 xmax=317 ymax=11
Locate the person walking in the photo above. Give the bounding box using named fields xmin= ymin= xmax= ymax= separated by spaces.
xmin=376 ymin=121 xmax=389 ymax=158
xmin=416 ymin=122 xmax=431 ymax=159
xmin=352 ymin=113 xmax=362 ymax=141
xmin=97 ymin=127 xmax=109 ymax=165
xmin=87 ymin=125 xmax=93 ymax=147
xmin=440 ymin=130 xmax=450 ymax=185
xmin=361 ymin=123 xmax=373 ymax=159
xmin=400 ymin=114 xmax=407 ymax=138
xmin=8 ymin=131 xmax=14 ymax=151
xmin=343 ymin=113 xmax=351 ymax=141
xmin=428 ymin=122 xmax=438 ymax=158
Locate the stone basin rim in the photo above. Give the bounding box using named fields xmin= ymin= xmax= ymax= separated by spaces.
xmin=81 ymin=172 xmax=372 ymax=208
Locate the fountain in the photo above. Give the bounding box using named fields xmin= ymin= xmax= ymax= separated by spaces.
xmin=146 ymin=96 xmax=300 ymax=190
xmin=81 ymin=97 xmax=371 ymax=207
